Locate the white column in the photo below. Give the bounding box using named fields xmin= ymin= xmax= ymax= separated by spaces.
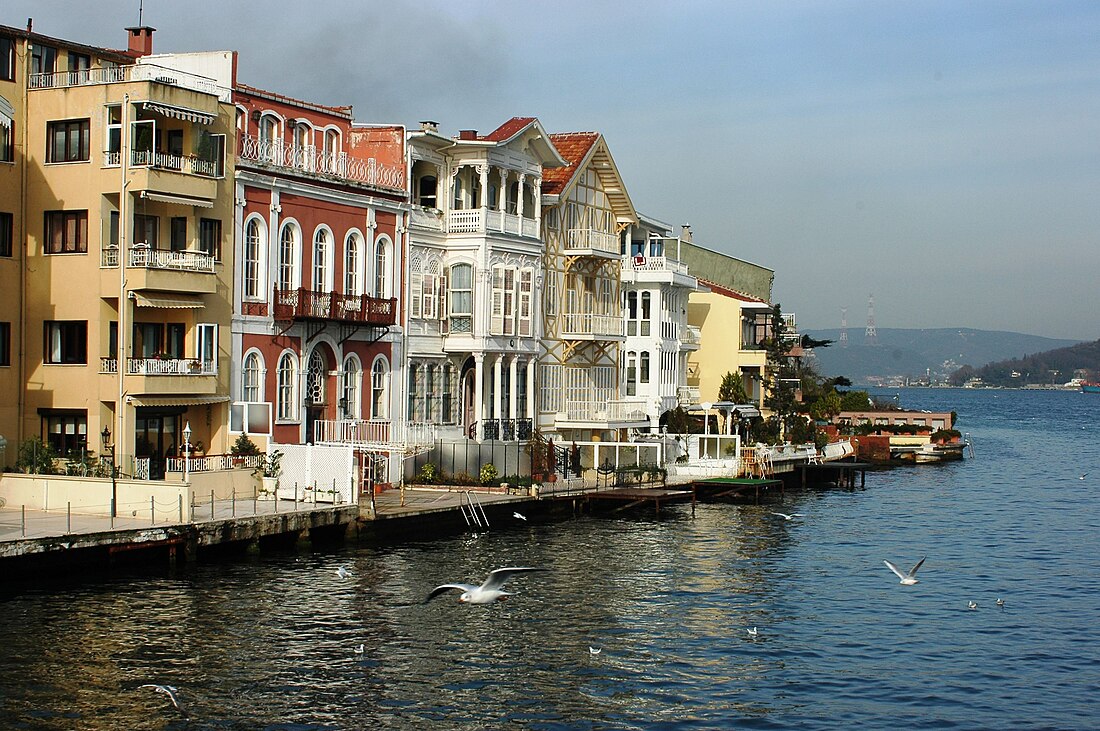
xmin=509 ymin=356 xmax=518 ymax=421
xmin=479 ymin=164 xmax=489 ymax=209
xmin=516 ymin=173 xmax=526 ymax=219
xmin=474 ymin=353 xmax=485 ymax=441
xmin=533 ymin=177 xmax=542 ymax=231
xmin=493 ymin=354 xmax=503 ymax=422
xmin=526 ymin=358 xmax=536 ymax=421
xmin=498 ymin=169 xmax=508 ymax=211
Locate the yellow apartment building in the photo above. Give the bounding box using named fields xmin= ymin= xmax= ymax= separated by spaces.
xmin=1 ymin=21 xmax=236 ymax=479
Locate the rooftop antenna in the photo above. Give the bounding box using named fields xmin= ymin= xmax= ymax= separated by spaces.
xmin=138 ymin=0 xmax=144 ymax=26
xmin=865 ymin=294 xmax=878 ymax=346
xmin=840 ymin=307 xmax=848 ymax=348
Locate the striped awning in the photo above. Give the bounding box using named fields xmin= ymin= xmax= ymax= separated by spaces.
xmin=141 ymin=190 xmax=215 ymax=208
xmin=131 ymin=292 xmax=205 ymax=309
xmin=142 ymin=101 xmax=216 ymax=125
xmin=0 ymin=94 xmax=14 ymax=130
xmin=129 ymin=395 xmax=229 ymax=407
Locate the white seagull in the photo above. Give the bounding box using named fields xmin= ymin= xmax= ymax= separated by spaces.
xmin=140 ymin=684 xmax=182 ymax=710
xmin=589 ymin=646 xmax=602 ymax=655
xmin=995 ymin=598 xmax=1005 ymax=607
xmin=513 ymin=512 xmax=528 ymax=521
xmin=770 ymin=512 xmax=803 ymax=521
xmin=884 ymin=557 xmax=926 ymax=585
xmin=337 ymin=566 xmax=350 ymax=580
xmin=354 ymin=644 xmax=365 ymax=654
xmin=968 ymin=600 xmax=978 ymax=610
xmin=424 ymin=567 xmax=547 ymax=605
xmin=747 ymin=627 xmax=758 ymax=637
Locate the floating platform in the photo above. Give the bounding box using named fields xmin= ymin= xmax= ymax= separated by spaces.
xmin=583 ymin=487 xmax=695 ymax=516
xmin=693 ymin=478 xmax=785 ymax=502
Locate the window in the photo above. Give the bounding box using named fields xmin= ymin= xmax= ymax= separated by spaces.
xmin=0 ymin=212 xmax=11 ymax=257
xmin=243 ymin=217 xmax=264 ymax=299
xmin=640 ymin=351 xmax=650 ymax=384
xmin=417 ymin=175 xmax=437 ymax=208
xmin=44 ymin=321 xmax=87 ymax=364
xmin=47 ymin=119 xmax=90 ymax=163
xmin=44 ymin=412 xmax=87 ymax=457
xmin=0 ymin=321 xmax=10 ymax=366
xmin=518 ymin=268 xmax=533 ymax=337
xmin=442 ymin=363 xmax=455 ymax=423
xmin=371 ymin=357 xmax=389 ymax=420
xmin=170 ymin=217 xmax=187 ymax=252
xmin=242 ymin=352 xmax=262 ymax=402
xmin=31 ymin=44 xmax=57 ymax=76
xmin=373 ymin=236 xmax=390 ymax=298
xmin=196 ymin=323 xmax=217 ymax=367
xmin=195 ymin=131 xmax=226 ymax=177
xmin=342 ymin=356 xmax=361 ymax=418
xmin=0 ymin=119 xmax=12 ymax=163
xmin=344 ymin=232 xmax=362 ymax=296
xmin=278 ymin=222 xmax=300 ymax=291
xmin=312 ymin=228 xmax=331 ymax=292
xmin=0 ymin=36 xmax=14 ymax=81
xmin=491 ymin=266 xmax=516 ymax=335
xmin=109 ymin=211 xmax=119 ymax=248
xmin=276 ymin=353 xmax=298 ymax=421
xmin=624 ymin=351 xmax=637 ymax=396
xmin=67 ymin=52 xmax=90 ymax=83
xmin=199 ymin=218 xmax=221 ymax=259
xmin=133 ymin=214 xmax=158 ymax=248
xmin=448 ymin=263 xmax=473 ymax=333
xmin=44 ymin=211 xmax=88 ymax=254
xmin=105 ymin=106 xmax=122 ymax=162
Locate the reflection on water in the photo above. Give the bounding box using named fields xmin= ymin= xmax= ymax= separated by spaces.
xmin=1 ymin=389 xmax=1099 ymax=729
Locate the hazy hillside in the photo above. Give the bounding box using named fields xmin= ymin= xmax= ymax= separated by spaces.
xmin=802 ymin=328 xmax=1081 ymax=383
xmin=948 ymin=339 xmax=1100 ymax=387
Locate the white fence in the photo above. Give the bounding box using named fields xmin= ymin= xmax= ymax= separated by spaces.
xmin=274 ymin=443 xmax=356 ymax=504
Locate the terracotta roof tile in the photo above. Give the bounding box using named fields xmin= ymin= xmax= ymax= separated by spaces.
xmin=542 ymin=132 xmax=599 ymax=195
xmin=697 ymin=277 xmax=769 ymax=304
xmin=481 ymin=117 xmax=536 ymax=142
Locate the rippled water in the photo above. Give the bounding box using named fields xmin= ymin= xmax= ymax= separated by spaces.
xmin=2 ymin=389 xmax=1099 ymax=730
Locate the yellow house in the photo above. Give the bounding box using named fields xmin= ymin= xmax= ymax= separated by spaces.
xmin=1 ymin=21 xmax=236 ymax=478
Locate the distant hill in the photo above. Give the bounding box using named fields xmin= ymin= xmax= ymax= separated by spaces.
xmin=948 ymin=339 xmax=1100 ymax=387
xmin=802 ymin=328 xmax=1082 ymax=384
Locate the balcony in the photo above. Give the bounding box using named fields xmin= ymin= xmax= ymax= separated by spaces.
xmin=238 ymin=134 xmax=405 ymax=193
xmin=101 ymin=357 xmax=218 ymax=395
xmin=565 ymin=228 xmax=620 ymax=258
xmin=557 ymin=399 xmax=650 ymax=428
xmin=313 ymin=419 xmax=439 ymax=451
xmin=681 ymin=325 xmax=702 ymax=350
xmin=273 ymin=288 xmax=397 ymax=326
xmin=29 ymin=63 xmax=221 ymax=97
xmin=678 ymin=386 xmax=700 ymax=406
xmin=100 ymin=246 xmax=217 ymax=294
xmin=446 ymin=208 xmax=539 ymax=239
xmin=622 ymin=255 xmax=689 ymax=275
xmin=560 ymin=313 xmax=624 ymax=340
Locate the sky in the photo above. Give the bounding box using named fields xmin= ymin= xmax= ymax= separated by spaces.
xmin=7 ymin=0 xmax=1100 ymax=340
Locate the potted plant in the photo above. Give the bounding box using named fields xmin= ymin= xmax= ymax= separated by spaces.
xmin=231 ymin=433 xmax=261 ymax=466
xmin=254 ymin=449 xmax=283 ymax=498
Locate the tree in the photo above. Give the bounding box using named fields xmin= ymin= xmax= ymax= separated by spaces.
xmin=762 ymin=304 xmax=800 ymax=442
xmin=16 ymin=437 xmax=60 ymax=475
xmin=718 ymin=371 xmax=749 ymax=403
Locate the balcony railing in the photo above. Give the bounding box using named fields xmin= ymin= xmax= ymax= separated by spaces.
xmin=678 ymin=386 xmax=700 ymax=405
xmin=165 ymin=453 xmax=262 ymax=473
xmin=238 ymin=134 xmax=405 ymax=192
xmin=566 ymin=228 xmax=620 ymax=255
xmin=562 ymin=399 xmax=649 ymax=423
xmin=681 ymin=325 xmax=702 ymax=347
xmin=561 ymin=313 xmax=624 ymax=338
xmin=313 ymin=419 xmax=439 ymax=449
xmin=446 ymin=208 xmax=539 ymax=238
xmin=105 ymin=149 xmax=220 ymax=177
xmin=128 ymin=246 xmax=214 ymax=272
xmin=101 ymin=357 xmax=216 ymax=375
xmin=478 ymin=418 xmax=533 ymax=441
xmin=623 ymin=255 xmax=689 ymax=274
xmin=273 ymin=287 xmax=397 ymax=326
xmin=29 ymin=62 xmax=221 ymax=97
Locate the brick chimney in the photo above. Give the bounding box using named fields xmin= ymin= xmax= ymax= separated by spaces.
xmin=124 ymin=25 xmax=156 ymax=56
xmin=458 ymin=129 xmax=478 ymax=141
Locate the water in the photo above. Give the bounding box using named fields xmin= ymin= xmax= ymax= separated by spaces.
xmin=2 ymin=389 xmax=1099 ymax=730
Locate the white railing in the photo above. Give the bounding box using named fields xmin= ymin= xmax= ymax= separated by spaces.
xmin=561 ymin=313 xmax=624 ymax=338
xmin=100 ymin=247 xmax=120 ymax=268
xmin=120 ymin=149 xmax=218 ymax=176
xmin=678 ymin=386 xmax=700 ymax=405
xmin=100 ymin=357 xmax=217 ymax=376
xmin=238 ymin=134 xmax=405 ymax=191
xmin=313 ymin=419 xmax=439 ymax=449
xmin=129 ymin=247 xmax=216 ymax=273
xmin=29 ymin=63 xmax=220 ymax=97
xmin=410 ymin=207 xmax=445 ymax=231
xmin=624 ymin=255 xmax=689 ymax=274
xmin=447 ymin=209 xmax=482 ymax=233
xmin=445 ymin=208 xmax=538 ymax=238
xmin=566 ymin=228 xmax=620 ymax=255
xmin=681 ymin=325 xmax=702 ymax=347
xmin=165 ymin=453 xmax=262 ymax=473
xmin=562 ymin=399 xmax=649 ymax=423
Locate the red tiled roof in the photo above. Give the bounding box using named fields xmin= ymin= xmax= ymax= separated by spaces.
xmin=542 ymin=132 xmax=600 ymax=196
xmin=234 ymin=83 xmax=353 ymax=118
xmin=697 ymin=277 xmax=769 ymax=304
xmin=481 ymin=117 xmax=536 ymax=142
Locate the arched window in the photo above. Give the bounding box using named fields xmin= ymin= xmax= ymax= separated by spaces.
xmin=344 ymin=231 xmax=362 ymax=296
xmin=243 ymin=217 xmax=265 ymax=299
xmin=276 ymin=352 xmax=298 ymax=421
xmin=342 ymin=355 xmax=361 ymax=419
xmin=292 ymin=120 xmax=310 ymax=150
xmin=242 ymin=351 xmax=263 ymax=402
xmin=373 ymin=236 xmax=391 ymax=298
xmin=278 ymin=222 xmax=300 ymax=291
xmin=312 ymin=227 xmax=331 ymax=293
xmin=323 ymin=128 xmax=340 ymax=171
xmin=448 ymin=263 xmax=473 ymax=333
xmin=306 ymin=349 xmax=325 ymax=405
xmin=371 ymin=357 xmax=389 ymax=420
xmin=258 ymin=113 xmax=279 ymax=143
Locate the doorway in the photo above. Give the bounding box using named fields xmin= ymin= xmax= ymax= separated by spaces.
xmin=134 ymin=409 xmax=181 ymax=480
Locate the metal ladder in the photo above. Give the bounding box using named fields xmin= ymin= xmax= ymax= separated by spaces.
xmin=459 ymin=491 xmax=490 ymax=530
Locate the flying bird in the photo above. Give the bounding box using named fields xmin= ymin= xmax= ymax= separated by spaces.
xmin=139 ymin=684 xmax=182 ymax=710
xmin=747 ymin=627 xmax=758 ymax=637
xmin=884 ymin=557 xmax=926 ymax=585
xmin=337 ymin=566 xmax=349 ymax=580
xmin=770 ymin=512 xmax=803 ymax=521
xmin=513 ymin=512 xmax=528 ymax=521
xmin=424 ymin=567 xmax=547 ymax=605
xmin=967 ymin=600 xmax=978 ymax=610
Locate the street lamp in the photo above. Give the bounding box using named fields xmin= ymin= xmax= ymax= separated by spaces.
xmin=701 ymin=402 xmax=712 ymax=437
xmin=101 ymin=426 xmax=117 ymax=518
xmin=182 ymin=421 xmax=192 ymax=481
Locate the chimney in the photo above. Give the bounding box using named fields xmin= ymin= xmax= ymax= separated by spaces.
xmin=26 ymin=18 xmax=33 ymax=33
xmin=680 ymin=224 xmax=693 ymax=243
xmin=124 ymin=25 xmax=156 ymax=57
xmin=458 ymin=129 xmax=478 ymax=141
xmin=419 ymin=121 xmax=439 ymax=133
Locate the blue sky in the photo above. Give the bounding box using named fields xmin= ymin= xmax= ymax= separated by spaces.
xmin=8 ymin=0 xmax=1099 ymax=339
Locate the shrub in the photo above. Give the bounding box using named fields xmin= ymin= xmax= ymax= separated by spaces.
xmin=16 ymin=437 xmax=59 ymax=475
xmin=254 ymin=449 xmax=283 ymax=479
xmin=416 ymin=462 xmax=438 ymax=484
xmin=231 ymin=433 xmax=261 ymax=456
xmin=480 ymin=463 xmax=499 ymax=485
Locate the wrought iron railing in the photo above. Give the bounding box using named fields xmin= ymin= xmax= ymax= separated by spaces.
xmin=272 ymin=287 xmax=397 ymax=325
xmin=238 ymin=134 xmax=405 ymax=191
xmin=100 ymin=357 xmax=217 ymax=375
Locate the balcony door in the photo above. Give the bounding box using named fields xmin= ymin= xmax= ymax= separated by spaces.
xmin=134 ymin=409 xmax=180 ymax=480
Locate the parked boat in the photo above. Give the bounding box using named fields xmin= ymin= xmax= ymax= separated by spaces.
xmin=1081 ymin=382 xmax=1100 ymax=394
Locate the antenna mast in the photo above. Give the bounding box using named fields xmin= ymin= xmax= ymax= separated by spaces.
xmin=865 ymin=294 xmax=878 ymax=346
xmin=840 ymin=308 xmax=848 ymax=348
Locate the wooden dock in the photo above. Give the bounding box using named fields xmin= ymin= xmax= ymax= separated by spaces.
xmin=799 ymin=460 xmax=872 ymax=488
xmin=693 ymin=477 xmax=785 ymax=502
xmin=583 ymin=486 xmax=695 ymax=516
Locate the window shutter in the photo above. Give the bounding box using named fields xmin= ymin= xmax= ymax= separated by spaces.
xmin=490 ymin=266 xmax=504 ymax=334
xmin=423 ymin=273 xmax=437 ymax=320
xmin=518 ymin=268 xmax=532 ymax=337
xmin=439 ymin=274 xmax=449 ymax=334
xmin=410 ymin=270 xmax=422 ymax=319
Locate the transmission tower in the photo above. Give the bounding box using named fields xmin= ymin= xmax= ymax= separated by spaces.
xmin=840 ymin=308 xmax=848 ymax=348
xmin=864 ymin=294 xmax=878 ymax=345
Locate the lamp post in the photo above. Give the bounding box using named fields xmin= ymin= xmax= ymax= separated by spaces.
xmin=182 ymin=421 xmax=192 ymax=482
xmin=101 ymin=426 xmax=117 ymax=518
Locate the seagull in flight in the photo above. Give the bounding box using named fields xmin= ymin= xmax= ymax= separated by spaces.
xmin=884 ymin=557 xmax=926 ymax=585
xmin=513 ymin=512 xmax=528 ymax=521
xmin=424 ymin=567 xmax=547 ymax=605
xmin=337 ymin=566 xmax=350 ymax=580
xmin=747 ymin=627 xmax=758 ymax=637
xmin=140 ymin=684 xmax=182 ymax=710
xmin=770 ymin=512 xmax=803 ymax=521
